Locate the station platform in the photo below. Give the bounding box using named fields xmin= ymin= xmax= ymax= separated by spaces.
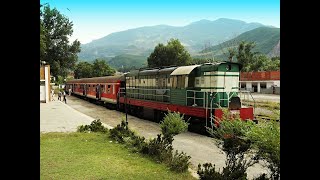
xmin=40 ymin=100 xmax=112 ymax=133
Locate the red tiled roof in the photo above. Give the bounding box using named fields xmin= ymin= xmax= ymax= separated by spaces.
xmin=240 ymin=71 xmax=280 ymax=81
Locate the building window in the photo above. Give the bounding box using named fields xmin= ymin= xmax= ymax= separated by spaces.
xmin=201 ymin=77 xmax=204 ymax=84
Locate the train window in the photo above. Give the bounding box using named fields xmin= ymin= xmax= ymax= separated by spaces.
xmin=101 ymin=85 xmax=105 ymax=93
xmin=108 ymin=85 xmax=111 ymax=93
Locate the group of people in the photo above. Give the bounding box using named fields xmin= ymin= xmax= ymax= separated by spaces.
xmin=51 ymin=89 xmax=67 ymax=104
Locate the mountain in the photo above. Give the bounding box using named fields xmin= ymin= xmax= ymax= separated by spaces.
xmin=79 ymin=18 xmax=266 ymax=60
xmin=196 ymin=27 xmax=280 ymax=60
xmin=268 ymin=40 xmax=280 ymax=57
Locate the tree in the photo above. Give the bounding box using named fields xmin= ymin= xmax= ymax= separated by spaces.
xmin=236 ymin=41 xmax=258 ymax=72
xmin=40 ymin=23 xmax=46 ymax=60
xmin=40 ymin=4 xmax=81 ymax=78
xmin=190 ymin=58 xmax=211 ymax=65
xmin=74 ymin=62 xmax=93 ymax=79
xmin=147 ymin=39 xmax=192 ymax=68
xmin=92 ymin=59 xmax=116 ymax=77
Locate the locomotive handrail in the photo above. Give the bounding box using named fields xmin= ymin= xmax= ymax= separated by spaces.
xmin=186 ymin=90 xmax=206 ymax=107
xmin=119 ymin=87 xmax=170 ymax=102
xmin=239 ymin=90 xmax=256 ymax=114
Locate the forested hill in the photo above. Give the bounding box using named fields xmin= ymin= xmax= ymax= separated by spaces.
xmin=107 ymin=54 xmax=147 ymax=70
xmin=199 ymin=27 xmax=280 ymax=58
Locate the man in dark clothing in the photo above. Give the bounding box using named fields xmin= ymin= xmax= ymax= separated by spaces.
xmin=58 ymin=91 xmax=62 ymax=101
xmin=63 ymin=91 xmax=67 ymax=104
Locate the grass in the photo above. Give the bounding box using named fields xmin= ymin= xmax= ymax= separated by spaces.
xmin=40 ymin=132 xmax=196 ymax=180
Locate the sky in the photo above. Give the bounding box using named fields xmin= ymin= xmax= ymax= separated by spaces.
xmin=40 ymin=0 xmax=280 ymax=44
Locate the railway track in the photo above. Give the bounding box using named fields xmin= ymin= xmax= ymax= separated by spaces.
xmin=255 ymin=114 xmax=280 ymax=122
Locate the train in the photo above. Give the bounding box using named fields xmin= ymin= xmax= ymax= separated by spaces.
xmin=65 ymin=61 xmax=254 ymax=133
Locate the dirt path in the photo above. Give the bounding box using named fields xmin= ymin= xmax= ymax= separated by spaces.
xmin=67 ymin=96 xmax=269 ymax=179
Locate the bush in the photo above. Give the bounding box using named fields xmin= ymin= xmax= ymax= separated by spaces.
xmin=201 ymin=109 xmax=280 ymax=179
xmin=124 ymin=135 xmax=147 ymax=153
xmin=199 ymin=109 xmax=256 ymax=180
xmin=207 ymin=109 xmax=256 ymax=169
xmin=160 ymin=111 xmax=189 ymax=139
xmin=197 ymin=162 xmax=248 ymax=180
xmin=169 ymin=150 xmax=191 ymax=172
xmin=77 ymin=119 xmax=107 ymax=133
xmin=109 ymin=120 xmax=135 ymax=143
xmin=144 ymin=134 xmax=173 ymax=163
xmin=197 ymin=163 xmax=224 ymax=180
xmin=109 ymin=113 xmax=191 ymax=173
xmin=246 ymin=121 xmax=280 ymax=179
xmin=253 ymin=173 xmax=269 ymax=180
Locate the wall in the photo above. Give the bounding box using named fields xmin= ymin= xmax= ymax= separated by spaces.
xmin=40 ymin=65 xmax=51 ymax=103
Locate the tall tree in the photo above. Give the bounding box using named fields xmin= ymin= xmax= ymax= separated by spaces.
xmin=147 ymin=38 xmax=192 ymax=68
xmin=40 ymin=22 xmax=46 ymax=61
xmin=236 ymin=41 xmax=258 ymax=72
xmin=40 ymin=4 xmax=81 ymax=78
xmin=92 ymin=59 xmax=116 ymax=77
xmin=74 ymin=62 xmax=93 ymax=79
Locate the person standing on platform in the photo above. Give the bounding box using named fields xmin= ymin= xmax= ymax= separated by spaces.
xmin=63 ymin=91 xmax=67 ymax=104
xmin=58 ymin=91 xmax=62 ymax=101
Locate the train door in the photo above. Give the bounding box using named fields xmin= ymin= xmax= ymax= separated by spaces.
xmin=83 ymin=84 xmax=87 ymax=96
xmin=96 ymin=84 xmax=101 ymax=99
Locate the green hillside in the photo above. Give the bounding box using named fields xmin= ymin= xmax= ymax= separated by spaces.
xmin=200 ymin=27 xmax=280 ymax=56
xmin=107 ymin=54 xmax=148 ymax=70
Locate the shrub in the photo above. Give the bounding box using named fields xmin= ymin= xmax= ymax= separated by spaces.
xmin=77 ymin=119 xmax=107 ymax=133
xmin=207 ymin=109 xmax=256 ymax=168
xmin=169 ymin=150 xmax=191 ymax=172
xmin=160 ymin=111 xmax=189 ymax=139
xmin=197 ymin=162 xmax=248 ymax=180
xmin=246 ymin=120 xmax=280 ymax=179
xmin=109 ymin=120 xmax=135 ymax=143
xmin=144 ymin=134 xmax=173 ymax=163
xmin=124 ymin=135 xmax=147 ymax=153
xmin=109 ymin=112 xmax=192 ymax=173
xmin=253 ymin=173 xmax=269 ymax=180
xmin=77 ymin=124 xmax=90 ymax=132
xmin=199 ymin=109 xmax=256 ymax=179
xmin=197 ymin=163 xmax=224 ymax=180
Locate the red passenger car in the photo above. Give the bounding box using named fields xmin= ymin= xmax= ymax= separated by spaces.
xmin=66 ymin=76 xmax=125 ymax=106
